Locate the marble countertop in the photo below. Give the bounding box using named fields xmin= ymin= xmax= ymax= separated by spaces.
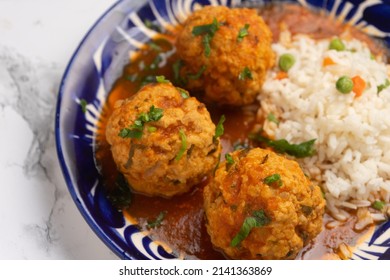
xmin=0 ymin=0 xmax=119 ymax=259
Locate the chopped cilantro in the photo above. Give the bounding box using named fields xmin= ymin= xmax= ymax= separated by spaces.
xmin=225 ymin=153 xmax=235 ymax=165
xmin=177 ymin=87 xmax=190 ymax=99
xmin=237 ymin=24 xmax=250 ymax=42
xmin=377 ymin=79 xmax=390 ymax=94
xmin=149 ymin=55 xmax=163 ymax=70
xmin=213 ymin=153 xmax=222 ymax=176
xmin=192 ymin=18 xmax=221 ymax=36
xmin=138 ymin=60 xmax=146 ymax=70
xmin=263 ymin=174 xmax=282 ymax=187
xmin=250 ymin=133 xmax=316 ymax=158
xmin=202 ymin=34 xmax=212 ymax=57
xmin=148 ymin=105 xmax=163 ymax=121
xmin=267 ymin=113 xmax=279 ymax=125
xmin=144 ymin=19 xmax=162 ymax=33
xmin=156 ymin=75 xmax=170 ymax=83
xmin=118 ymin=128 xmax=143 ymax=139
xmin=225 ymin=153 xmax=235 ymax=170
xmin=187 ymin=65 xmax=207 ymax=80
xmin=238 ymin=67 xmax=253 ymax=80
xmin=138 ymin=112 xmax=150 ymax=123
xmin=214 ymin=115 xmax=226 ymax=141
xmin=175 ymin=129 xmax=187 ymax=161
xmin=230 ymin=210 xmax=271 ymax=247
xmin=106 ymin=174 xmax=132 ymax=210
xmin=148 ymin=41 xmax=162 ymax=52
xmin=125 ymin=74 xmax=138 ymax=82
xmin=147 ymin=211 xmax=167 ymax=229
xmin=172 ymin=59 xmax=186 ymax=85
xmin=192 ymin=18 xmax=221 ymax=57
xmin=140 ymin=75 xmax=157 ymax=88
xmin=140 ymin=75 xmax=170 ymax=87
xmin=79 ymin=99 xmax=88 ymax=114
xmin=147 ymin=126 xmax=157 ymax=133
xmin=119 ymin=106 xmax=163 ymax=139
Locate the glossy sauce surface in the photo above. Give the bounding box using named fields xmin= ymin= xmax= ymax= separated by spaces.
xmin=95 ymin=4 xmax=384 ymax=259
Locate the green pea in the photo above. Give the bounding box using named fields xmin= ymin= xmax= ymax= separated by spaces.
xmin=329 ymin=38 xmax=346 ymax=51
xmin=372 ymin=200 xmax=385 ymax=211
xmin=336 ymin=76 xmax=353 ymax=94
xmin=278 ymin=54 xmax=296 ymax=72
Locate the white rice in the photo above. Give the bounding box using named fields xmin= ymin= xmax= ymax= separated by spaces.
xmin=258 ymin=31 xmax=390 ymax=221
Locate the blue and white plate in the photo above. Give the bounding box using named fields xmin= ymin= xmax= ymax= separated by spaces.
xmin=55 ymin=0 xmax=390 ymax=260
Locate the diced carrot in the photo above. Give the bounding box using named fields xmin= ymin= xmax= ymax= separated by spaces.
xmin=275 ymin=71 xmax=288 ymax=80
xmin=323 ymin=57 xmax=336 ymax=66
xmin=352 ymin=75 xmax=366 ymax=98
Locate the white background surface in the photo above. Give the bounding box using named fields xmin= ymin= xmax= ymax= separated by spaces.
xmin=0 ymin=0 xmax=119 ymax=259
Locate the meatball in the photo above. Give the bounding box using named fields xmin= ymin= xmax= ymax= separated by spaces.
xmin=176 ymin=6 xmax=274 ymax=106
xmin=203 ymin=148 xmax=325 ymax=259
xmin=106 ymin=82 xmax=221 ymax=197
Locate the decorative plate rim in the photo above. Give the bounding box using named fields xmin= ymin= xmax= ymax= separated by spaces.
xmin=55 ymin=0 xmax=132 ymax=259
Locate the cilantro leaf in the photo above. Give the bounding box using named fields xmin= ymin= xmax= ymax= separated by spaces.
xmin=148 ymin=105 xmax=164 ymax=121
xmin=377 ymin=79 xmax=390 ymax=94
xmin=147 ymin=126 xmax=157 ymax=133
xmin=192 ymin=18 xmax=221 ymax=57
xmin=147 ymin=211 xmax=167 ymax=229
xmin=148 ymin=41 xmax=162 ymax=52
xmin=238 ymin=67 xmax=253 ymax=80
xmin=263 ymin=174 xmax=282 ymax=187
xmin=140 ymin=75 xmax=157 ymax=88
xmin=250 ymin=134 xmax=316 ymax=158
xmin=119 ymin=106 xmax=164 ymax=139
xmin=187 ymin=65 xmax=207 ymax=80
xmin=214 ymin=115 xmax=226 ymax=141
xmin=175 ymin=129 xmax=187 ymax=161
xmin=225 ymin=153 xmax=235 ymax=165
xmin=149 ymin=55 xmax=163 ymax=70
xmin=267 ymin=113 xmax=279 ymax=125
xmin=118 ymin=128 xmax=143 ymax=139
xmin=225 ymin=153 xmax=235 ymax=170
xmin=156 ymin=75 xmax=170 ymax=83
xmin=79 ymin=99 xmax=88 ymax=114
xmin=144 ymin=19 xmax=162 ymax=33
xmin=106 ymin=174 xmax=132 ymax=210
xmin=172 ymin=59 xmax=187 ymax=86
xmin=192 ymin=18 xmax=220 ymax=36
xmin=177 ymin=87 xmax=190 ymax=99
xmin=230 ymin=210 xmax=271 ymax=247
xmin=237 ymin=24 xmax=250 ymax=42
xmin=202 ymin=34 xmax=212 ymax=57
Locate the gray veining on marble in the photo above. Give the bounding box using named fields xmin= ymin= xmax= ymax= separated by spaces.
xmin=0 ymin=0 xmax=118 ymax=260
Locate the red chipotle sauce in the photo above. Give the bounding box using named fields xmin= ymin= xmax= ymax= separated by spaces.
xmin=95 ymin=3 xmax=386 ymax=259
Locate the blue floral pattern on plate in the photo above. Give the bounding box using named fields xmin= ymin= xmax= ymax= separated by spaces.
xmin=55 ymin=0 xmax=390 ymax=260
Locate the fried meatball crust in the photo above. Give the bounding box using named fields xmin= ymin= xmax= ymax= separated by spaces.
xmin=106 ymin=82 xmax=221 ymax=197
xmin=203 ymin=148 xmax=325 ymax=259
xmin=176 ymin=6 xmax=275 ymax=106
